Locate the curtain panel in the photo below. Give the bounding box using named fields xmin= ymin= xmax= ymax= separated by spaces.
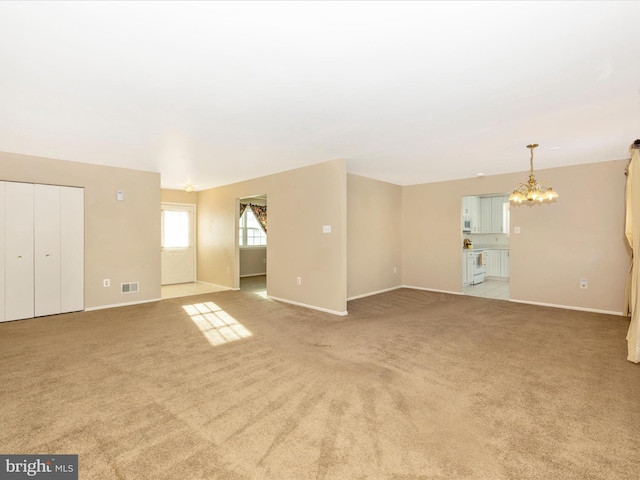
xmin=249 ymin=204 xmax=267 ymax=233
xmin=239 ymin=203 xmax=248 ymax=218
xmin=625 ymin=146 xmax=640 ymax=363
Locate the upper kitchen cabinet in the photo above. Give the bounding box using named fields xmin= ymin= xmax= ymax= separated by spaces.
xmin=491 ymin=196 xmax=509 ymax=233
xmin=480 ymin=197 xmax=492 ymax=233
xmin=462 ymin=196 xmax=481 ymax=233
xmin=479 ymin=194 xmax=509 ymax=234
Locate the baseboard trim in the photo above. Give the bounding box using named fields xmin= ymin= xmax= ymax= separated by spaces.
xmin=267 ymin=295 xmax=348 ymax=316
xmin=347 ymin=285 xmax=402 ymax=301
xmin=85 ymin=298 xmax=162 ymax=311
xmin=240 ymin=273 xmax=267 ymax=278
xmin=402 ymin=285 xmax=463 ymax=296
xmin=195 ymin=281 xmax=233 ymax=290
xmin=508 ymin=298 xmax=624 ymax=316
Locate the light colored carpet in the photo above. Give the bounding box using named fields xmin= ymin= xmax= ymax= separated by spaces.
xmin=1 ymin=288 xmax=638 ymax=479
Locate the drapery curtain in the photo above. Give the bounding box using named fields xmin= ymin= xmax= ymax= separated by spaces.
xmin=624 ymin=144 xmax=640 ymax=363
xmin=239 ymin=203 xmax=248 ymax=218
xmin=249 ymin=204 xmax=267 ymax=233
xmin=238 ymin=203 xmax=267 ymax=233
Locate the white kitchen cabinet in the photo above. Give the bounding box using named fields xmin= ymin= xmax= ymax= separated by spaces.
xmin=462 ymin=196 xmax=471 ymax=215
xmin=462 ymin=196 xmax=481 ymax=232
xmin=501 ymin=250 xmax=510 ymax=278
xmin=484 ymin=251 xmax=491 ymax=277
xmin=469 ymin=196 xmax=480 ymax=232
xmin=488 ymin=250 xmax=501 ymax=277
xmin=462 ymin=251 xmax=475 ymax=286
xmin=462 ymin=252 xmax=467 ymax=286
xmin=478 ymin=195 xmax=509 ymax=234
xmin=491 ymin=196 xmax=507 ymax=233
xmin=2 ymin=181 xmax=84 ymax=322
xmin=480 ymin=197 xmax=492 ymax=233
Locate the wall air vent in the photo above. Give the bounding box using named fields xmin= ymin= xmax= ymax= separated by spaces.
xmin=121 ymin=282 xmax=139 ymax=294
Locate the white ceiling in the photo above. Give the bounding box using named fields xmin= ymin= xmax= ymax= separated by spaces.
xmin=1 ymin=1 xmax=639 ymax=191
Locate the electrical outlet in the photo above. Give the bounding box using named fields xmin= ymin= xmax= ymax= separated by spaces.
xmin=580 ymin=278 xmax=588 ymax=289
xmin=103 ymin=279 xmax=110 ymax=287
xmin=296 ymin=277 xmax=301 ymax=285
xmin=393 ymin=267 xmax=397 ymax=274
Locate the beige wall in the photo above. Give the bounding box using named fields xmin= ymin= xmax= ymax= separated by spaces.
xmin=240 ymin=247 xmax=267 ymax=277
xmin=197 ymin=159 xmax=347 ymax=314
xmin=161 ymin=189 xmax=197 ymax=205
xmin=402 ymin=159 xmax=630 ymax=314
xmin=5 ymin=150 xmax=626 ymax=316
xmin=347 ymin=174 xmax=402 ymax=299
xmin=0 ymin=151 xmax=161 ymax=309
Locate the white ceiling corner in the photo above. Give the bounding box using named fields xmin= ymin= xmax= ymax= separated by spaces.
xmin=0 ymin=1 xmax=638 ymax=190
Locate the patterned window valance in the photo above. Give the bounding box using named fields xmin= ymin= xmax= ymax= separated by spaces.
xmin=239 ymin=203 xmax=267 ymax=234
xmin=249 ymin=204 xmax=267 ymax=233
xmin=239 ymin=203 xmax=248 ymax=218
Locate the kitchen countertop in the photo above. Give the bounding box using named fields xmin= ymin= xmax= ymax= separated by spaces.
xmin=462 ymin=245 xmax=510 ymax=251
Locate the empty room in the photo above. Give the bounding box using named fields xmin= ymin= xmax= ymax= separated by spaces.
xmin=1 ymin=2 xmax=640 ymax=479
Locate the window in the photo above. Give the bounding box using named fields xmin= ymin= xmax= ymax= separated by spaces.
xmin=162 ymin=210 xmax=190 ymax=248
xmin=239 ymin=208 xmax=267 ymax=246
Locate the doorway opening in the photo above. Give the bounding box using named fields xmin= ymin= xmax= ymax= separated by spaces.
xmin=238 ymin=195 xmax=267 ymax=297
xmin=161 ymin=203 xmax=196 ymax=286
xmin=461 ymin=193 xmax=510 ymax=300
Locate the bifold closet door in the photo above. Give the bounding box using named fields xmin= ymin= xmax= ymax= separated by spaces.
xmin=35 ymin=184 xmax=62 ymax=317
xmin=5 ymin=182 xmax=35 ymax=321
xmin=60 ymin=186 xmax=84 ymax=313
xmin=34 ymin=185 xmax=84 ymax=316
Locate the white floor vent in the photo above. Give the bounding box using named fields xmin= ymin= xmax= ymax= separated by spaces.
xmin=121 ymin=282 xmax=139 ymax=294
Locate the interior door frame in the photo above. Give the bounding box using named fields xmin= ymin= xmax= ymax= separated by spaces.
xmin=235 ymin=195 xmax=268 ymax=292
xmin=161 ymin=202 xmax=197 ymax=285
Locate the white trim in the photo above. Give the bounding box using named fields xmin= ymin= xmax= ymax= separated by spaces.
xmin=267 ymin=295 xmax=348 ymax=316
xmin=240 ymin=272 xmax=267 ymax=278
xmin=347 ymin=285 xmax=402 ymax=301
xmin=402 ymin=285 xmax=463 ymax=296
xmin=508 ymin=298 xmax=624 ymax=316
xmin=160 ymin=201 xmax=196 ymax=207
xmin=194 ymin=280 xmax=233 ymax=290
xmin=84 ymin=298 xmax=161 ymax=311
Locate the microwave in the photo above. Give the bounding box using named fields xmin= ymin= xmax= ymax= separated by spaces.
xmin=462 ymin=215 xmax=472 ymax=232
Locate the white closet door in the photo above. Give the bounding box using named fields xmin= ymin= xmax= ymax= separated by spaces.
xmin=6 ymin=182 xmax=34 ymax=321
xmin=35 ymin=184 xmax=62 ymax=317
xmin=0 ymin=182 xmax=5 ymax=323
xmin=60 ymin=186 xmax=84 ymax=313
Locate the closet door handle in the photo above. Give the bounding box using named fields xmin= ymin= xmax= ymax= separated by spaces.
xmin=45 ymin=254 xmax=50 ymax=258
xmin=17 ymin=255 xmax=22 ymax=259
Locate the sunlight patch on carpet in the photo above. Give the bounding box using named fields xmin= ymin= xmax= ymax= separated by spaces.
xmin=183 ymin=301 xmax=252 ymax=346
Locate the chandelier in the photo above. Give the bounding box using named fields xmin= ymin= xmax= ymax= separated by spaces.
xmin=509 ymin=143 xmax=558 ymax=205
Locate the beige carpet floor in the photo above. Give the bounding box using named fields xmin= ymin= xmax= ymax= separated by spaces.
xmin=1 ymin=287 xmax=638 ymax=479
